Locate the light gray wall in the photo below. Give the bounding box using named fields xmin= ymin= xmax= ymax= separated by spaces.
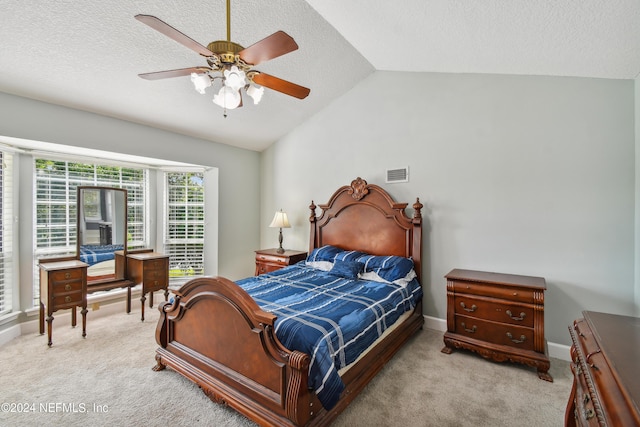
xmin=636 ymin=76 xmax=640 ymax=317
xmin=0 ymin=92 xmax=260 ymax=299
xmin=260 ymin=71 xmax=636 ymax=346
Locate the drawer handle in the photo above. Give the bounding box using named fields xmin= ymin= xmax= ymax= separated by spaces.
xmin=506 ymin=332 xmax=526 ymax=344
xmin=585 ymin=349 xmax=601 ymax=363
xmin=461 ymin=322 xmax=477 ymax=333
xmin=584 ymin=408 xmax=595 ymax=420
xmin=65 ymin=272 xmax=71 ymax=279
xmin=506 ymin=310 xmax=526 ymax=321
xmin=586 ymin=349 xmax=601 ymax=370
xmin=574 ymin=323 xmax=587 ymax=339
xmin=459 ymin=302 xmax=477 ymax=312
xmin=64 ymin=296 xmax=72 ymax=303
xmin=65 ymin=284 xmax=72 ymax=291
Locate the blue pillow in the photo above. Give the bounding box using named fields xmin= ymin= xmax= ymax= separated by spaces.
xmin=307 ymin=245 xmax=343 ymax=263
xmin=328 ymin=260 xmax=364 ymax=280
xmin=358 ymin=255 xmax=414 ymax=282
xmin=334 ymin=250 xmax=366 ymax=262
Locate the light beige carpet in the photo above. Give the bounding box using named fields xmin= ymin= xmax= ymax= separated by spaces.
xmin=0 ymin=304 xmax=572 ymax=426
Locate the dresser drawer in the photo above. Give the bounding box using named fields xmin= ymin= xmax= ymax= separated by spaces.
xmin=256 ymin=253 xmax=287 ymax=265
xmin=143 ymin=259 xmax=168 ymax=272
xmin=51 ymin=279 xmax=83 ymax=294
xmin=50 ymin=268 xmax=84 ymax=282
xmin=453 ymin=295 xmax=534 ymax=328
xmin=571 ymin=363 xmax=599 ymax=426
xmin=454 ymin=315 xmax=535 ymax=351
xmin=51 ymin=291 xmax=83 ymax=310
xmin=450 ymin=280 xmax=537 ymax=304
xmin=256 ymin=264 xmax=281 ymax=275
xmin=144 ymin=273 xmax=167 ymax=291
xmin=571 ymin=319 xmax=601 ymax=357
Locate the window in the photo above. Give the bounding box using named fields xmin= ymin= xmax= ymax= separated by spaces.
xmin=81 ymin=188 xmax=102 ymax=221
xmin=164 ymin=171 xmax=205 ymax=280
xmin=0 ymin=151 xmax=13 ymax=315
xmin=34 ymin=159 xmax=148 ymax=306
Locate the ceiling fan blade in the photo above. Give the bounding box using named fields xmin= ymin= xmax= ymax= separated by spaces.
xmin=135 ymin=14 xmax=213 ymax=57
xmin=239 ymin=31 xmax=298 ymax=66
xmin=252 ymin=73 xmax=310 ymax=99
xmin=138 ymin=67 xmax=211 ymax=80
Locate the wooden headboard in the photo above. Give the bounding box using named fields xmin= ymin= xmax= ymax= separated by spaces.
xmin=309 ymin=177 xmax=423 ymax=283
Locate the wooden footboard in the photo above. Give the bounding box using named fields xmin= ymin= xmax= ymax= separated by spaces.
xmin=154 ymin=276 xmax=314 ymax=426
xmin=154 ymin=276 xmax=424 ymax=427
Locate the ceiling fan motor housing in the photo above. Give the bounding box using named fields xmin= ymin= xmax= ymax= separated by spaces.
xmin=207 ymin=40 xmax=245 ymax=64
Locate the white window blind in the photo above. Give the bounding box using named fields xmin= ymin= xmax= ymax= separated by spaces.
xmin=0 ymin=151 xmax=14 ymax=315
xmin=164 ymin=172 xmax=205 ymax=279
xmin=34 ymin=159 xmax=148 ymax=306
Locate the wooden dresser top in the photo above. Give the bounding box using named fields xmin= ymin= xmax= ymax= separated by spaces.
xmin=583 ymin=311 xmax=640 ymax=410
xmin=445 ymin=268 xmax=546 ymax=290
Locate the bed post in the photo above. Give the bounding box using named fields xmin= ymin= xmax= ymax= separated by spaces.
xmin=308 ymin=200 xmax=317 ymax=254
xmin=412 ymin=198 xmax=423 ymax=284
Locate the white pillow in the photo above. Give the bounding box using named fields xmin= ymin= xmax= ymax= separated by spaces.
xmin=359 ymin=268 xmax=417 ymax=287
xmin=305 ymin=260 xmax=334 ymax=272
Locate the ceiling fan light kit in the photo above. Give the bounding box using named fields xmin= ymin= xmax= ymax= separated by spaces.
xmin=135 ymin=0 xmax=310 ymax=117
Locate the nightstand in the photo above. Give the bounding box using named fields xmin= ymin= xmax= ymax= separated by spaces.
xmin=39 ymin=259 xmax=89 ymax=347
xmin=126 ymin=252 xmax=169 ymax=321
xmin=254 ymin=249 xmax=307 ymax=276
xmin=441 ymin=268 xmax=551 ymax=381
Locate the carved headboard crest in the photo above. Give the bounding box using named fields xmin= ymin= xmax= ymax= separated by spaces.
xmin=347 ymin=177 xmax=369 ymax=200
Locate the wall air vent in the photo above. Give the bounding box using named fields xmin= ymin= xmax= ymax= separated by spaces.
xmin=386 ymin=167 xmax=409 ymax=183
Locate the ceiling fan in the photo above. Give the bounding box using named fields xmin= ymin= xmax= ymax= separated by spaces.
xmin=135 ymin=0 xmax=310 ymax=116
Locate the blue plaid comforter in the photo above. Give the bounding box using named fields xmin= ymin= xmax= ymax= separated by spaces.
xmin=236 ymin=262 xmax=423 ymax=410
xmin=79 ymin=244 xmax=123 ymax=266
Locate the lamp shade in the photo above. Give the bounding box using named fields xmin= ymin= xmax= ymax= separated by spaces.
xmin=269 ymin=210 xmax=290 ymax=228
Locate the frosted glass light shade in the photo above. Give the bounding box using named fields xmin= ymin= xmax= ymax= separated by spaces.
xmin=246 ymin=84 xmax=264 ymax=104
xmin=213 ymin=86 xmax=241 ymax=109
xmin=223 ymin=66 xmax=246 ymax=92
xmin=190 ymin=73 xmax=211 ymax=94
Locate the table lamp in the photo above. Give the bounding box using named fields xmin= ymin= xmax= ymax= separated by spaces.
xmin=269 ymin=209 xmax=290 ymax=253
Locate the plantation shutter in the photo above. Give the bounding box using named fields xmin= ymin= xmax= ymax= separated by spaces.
xmin=164 ymin=171 xmax=205 ymax=280
xmin=0 ymin=151 xmax=14 ymax=315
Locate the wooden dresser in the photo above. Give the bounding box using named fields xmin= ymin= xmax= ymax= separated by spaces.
xmin=126 ymin=252 xmax=169 ymax=321
xmin=254 ymin=248 xmax=307 ymax=276
xmin=442 ymin=269 xmax=551 ymax=381
xmin=566 ymin=311 xmax=640 ymax=427
xmin=39 ymin=260 xmax=89 ymax=347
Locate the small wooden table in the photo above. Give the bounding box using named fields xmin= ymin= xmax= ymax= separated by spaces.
xmin=254 ymin=248 xmax=307 ymax=276
xmin=39 ymin=260 xmax=88 ymax=346
xmin=126 ymin=252 xmax=169 ymax=321
xmin=442 ymin=268 xmax=551 ymax=381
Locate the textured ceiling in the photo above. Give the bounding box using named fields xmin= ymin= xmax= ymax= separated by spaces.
xmin=308 ymin=0 xmax=640 ymax=79
xmin=1 ymin=1 xmax=639 ymax=152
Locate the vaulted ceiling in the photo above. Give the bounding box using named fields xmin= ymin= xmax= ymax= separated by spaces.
xmin=1 ymin=1 xmax=638 ymax=152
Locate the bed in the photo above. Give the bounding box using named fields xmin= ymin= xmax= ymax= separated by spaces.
xmin=153 ymin=177 xmax=424 ymax=426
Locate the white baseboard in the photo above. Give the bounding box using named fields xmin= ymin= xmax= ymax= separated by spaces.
xmin=0 ymin=324 xmax=21 ymax=347
xmin=423 ymin=315 xmax=571 ymax=362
